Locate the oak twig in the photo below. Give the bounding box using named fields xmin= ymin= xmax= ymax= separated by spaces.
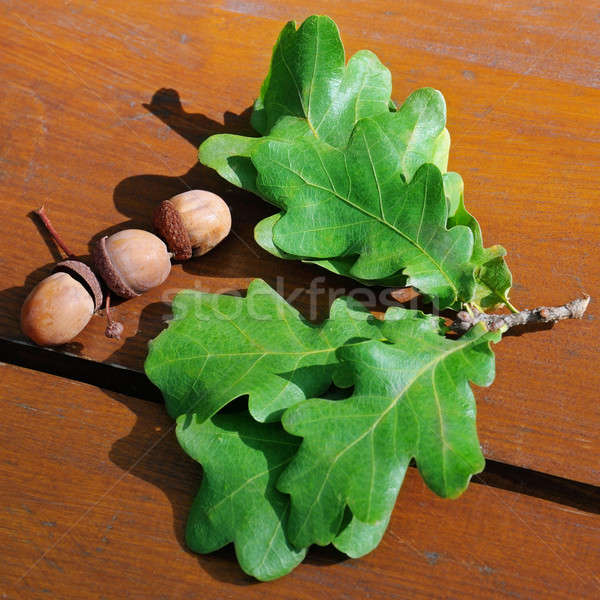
xmin=451 ymin=296 xmax=590 ymax=334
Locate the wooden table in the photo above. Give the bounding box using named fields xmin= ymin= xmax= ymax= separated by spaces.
xmin=1 ymin=1 xmax=599 ymax=598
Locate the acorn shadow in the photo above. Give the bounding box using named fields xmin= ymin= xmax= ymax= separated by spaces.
xmin=0 ymin=262 xmax=58 ymax=340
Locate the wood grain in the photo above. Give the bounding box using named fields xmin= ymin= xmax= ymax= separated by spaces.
xmin=1 ymin=363 xmax=598 ymax=599
xmin=0 ymin=0 xmax=598 ymax=486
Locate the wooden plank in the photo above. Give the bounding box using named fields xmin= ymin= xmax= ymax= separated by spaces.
xmin=1 ymin=363 xmax=598 ymax=599
xmin=0 ymin=1 xmax=598 ymax=485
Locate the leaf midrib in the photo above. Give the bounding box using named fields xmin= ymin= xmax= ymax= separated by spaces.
xmin=152 ymin=340 xmax=367 ymax=368
xmin=262 ymin=151 xmax=459 ymax=300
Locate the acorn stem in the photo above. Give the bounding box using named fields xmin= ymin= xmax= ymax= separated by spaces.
xmin=35 ymin=205 xmax=76 ymax=258
xmin=104 ymin=293 xmax=124 ymax=340
xmin=106 ymin=292 xmax=113 ymax=324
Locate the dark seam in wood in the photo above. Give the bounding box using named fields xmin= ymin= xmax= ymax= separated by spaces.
xmin=1 ymin=337 xmax=598 ymax=515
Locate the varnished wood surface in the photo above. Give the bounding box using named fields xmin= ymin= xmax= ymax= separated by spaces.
xmin=1 ymin=364 xmax=598 ymax=599
xmin=1 ymin=0 xmax=598 ymax=485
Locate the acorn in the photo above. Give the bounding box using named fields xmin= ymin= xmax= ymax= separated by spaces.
xmin=92 ymin=229 xmax=172 ymax=299
xmin=153 ymin=190 xmax=231 ymax=261
xmin=20 ymin=208 xmax=103 ymax=347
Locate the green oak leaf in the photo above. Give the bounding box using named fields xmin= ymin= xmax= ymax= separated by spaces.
xmin=252 ymin=121 xmax=475 ymax=308
xmin=333 ymin=507 xmax=390 ymax=558
xmin=445 ymin=173 xmax=515 ymax=311
xmin=249 ymin=16 xmax=450 ymax=175
xmin=199 ymin=16 xmax=396 ymax=195
xmin=146 ymin=277 xmax=493 ymax=575
xmin=247 ymin=122 xmax=470 ymax=293
xmin=199 ymin=16 xmax=492 ymax=306
xmin=198 ymin=134 xmax=259 ymax=195
xmin=255 ymin=213 xmax=408 ymax=287
xmin=253 ymin=213 xmax=297 ymax=259
xmin=198 ymin=15 xmax=514 ymax=310
xmin=252 ymin=171 xmax=463 ymax=291
xmin=249 ymin=85 xmax=454 ymax=289
xmin=250 ymin=16 xmax=392 ymax=146
xmin=198 ymin=15 xmax=450 ymax=206
xmin=178 ymin=410 xmax=391 ymax=580
xmin=145 ymin=279 xmax=383 ymax=423
xmin=177 ymin=412 xmax=306 ymax=581
xmin=278 ymin=314 xmax=500 ymax=549
xmin=443 ymin=171 xmax=464 ymax=217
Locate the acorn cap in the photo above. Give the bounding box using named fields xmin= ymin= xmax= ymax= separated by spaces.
xmin=92 ymin=236 xmax=138 ymax=299
xmin=153 ymin=200 xmax=192 ymax=261
xmin=52 ymin=259 xmax=103 ymax=311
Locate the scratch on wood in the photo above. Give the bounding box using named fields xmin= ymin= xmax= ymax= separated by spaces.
xmin=43 ymin=557 xmax=63 ymax=573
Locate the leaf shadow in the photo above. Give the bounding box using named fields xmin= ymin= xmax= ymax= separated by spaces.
xmin=144 ymin=87 xmax=256 ymax=148
xmin=112 ymin=87 xmax=255 ymax=226
xmin=100 ymin=301 xmax=345 ymax=584
xmin=99 ymin=302 xmax=254 ymax=585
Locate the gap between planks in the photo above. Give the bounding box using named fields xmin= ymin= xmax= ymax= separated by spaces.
xmin=1 ymin=336 xmax=598 ymax=516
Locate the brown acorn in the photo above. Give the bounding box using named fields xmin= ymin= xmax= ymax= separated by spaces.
xmin=20 ymin=208 xmax=104 ymax=347
xmin=93 ymin=229 xmax=172 ymax=299
xmin=153 ymin=190 xmax=231 ymax=261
